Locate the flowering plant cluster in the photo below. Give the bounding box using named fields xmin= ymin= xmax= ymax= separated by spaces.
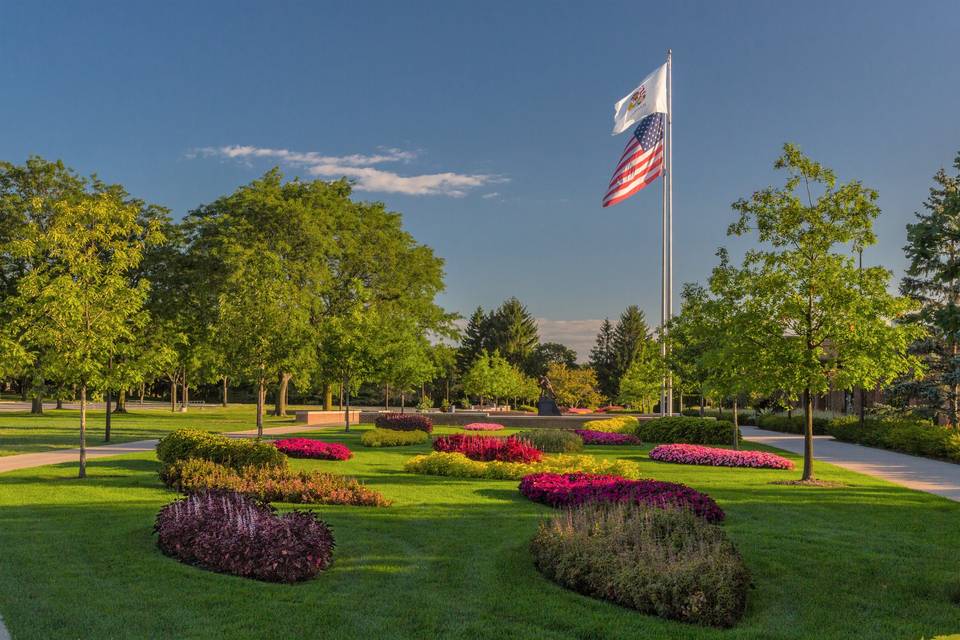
xmin=582 ymin=416 xmax=639 ymax=433
xmin=574 ymin=430 xmax=641 ymax=445
xmin=273 ymin=438 xmax=352 ymax=461
xmin=519 ymin=472 xmax=725 ymax=523
xmin=649 ymin=444 xmax=794 ymax=470
xmin=595 ymin=405 xmax=625 ymax=413
xmin=433 ymin=434 xmax=543 ymax=463
xmin=154 ymin=490 xmax=335 ymax=583
xmin=462 ymin=422 xmax=505 ymax=431
xmin=564 ymin=407 xmax=594 ymax=415
xmin=374 ymin=413 xmax=433 ymax=433
xmin=404 ymin=451 xmax=641 ymax=481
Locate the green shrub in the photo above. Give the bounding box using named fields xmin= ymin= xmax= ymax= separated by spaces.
xmin=756 ymin=414 xmax=829 ymax=435
xmin=517 ymin=404 xmax=538 ymax=413
xmin=682 ymin=408 xmax=756 ymax=425
xmin=582 ymin=416 xmax=639 ymax=433
xmin=360 ymin=428 xmax=430 ymax=448
xmin=530 ymin=502 xmax=750 ymax=628
xmin=404 ymin=451 xmax=641 ymax=480
xmin=155 ymin=429 xmax=286 ymax=471
xmin=516 ymin=429 xmax=584 ymax=453
xmin=635 ymin=416 xmax=740 ymax=444
xmin=827 ymin=416 xmax=960 ymax=462
xmin=161 ymin=459 xmax=390 ymax=506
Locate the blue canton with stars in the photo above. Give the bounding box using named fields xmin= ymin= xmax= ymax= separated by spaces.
xmin=633 ymin=113 xmax=664 ymax=148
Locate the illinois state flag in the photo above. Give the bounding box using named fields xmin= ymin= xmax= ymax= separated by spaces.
xmin=611 ymin=63 xmax=667 ymax=135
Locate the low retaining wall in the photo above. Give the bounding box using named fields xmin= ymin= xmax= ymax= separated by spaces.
xmin=359 ymin=411 xmax=651 ymax=430
xmin=295 ymin=410 xmax=360 ymax=426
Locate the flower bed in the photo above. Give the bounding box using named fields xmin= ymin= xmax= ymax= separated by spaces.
xmin=155 ymin=491 xmax=335 ymax=583
xmin=574 ymin=429 xmax=641 ymax=445
xmin=433 ymin=434 xmax=543 ymax=463
xmin=531 ymin=502 xmax=749 ymax=627
xmin=273 ymin=438 xmax=352 ymax=461
xmin=374 ymin=413 xmax=433 ymax=433
xmin=581 ymin=416 xmax=639 ymax=433
xmin=462 ymin=422 xmax=504 ymax=431
xmin=649 ymin=444 xmax=794 ymax=469
xmin=162 ymin=459 xmax=390 ymax=506
xmin=564 ymin=407 xmax=594 ymax=415
xmin=516 ymin=429 xmax=584 ymax=453
xmin=404 ymin=451 xmax=640 ymax=481
xmin=360 ymin=428 xmax=430 ymax=447
xmin=519 ymin=472 xmax=724 ymax=522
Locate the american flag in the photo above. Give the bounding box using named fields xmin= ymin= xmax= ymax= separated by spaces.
xmin=602 ymin=113 xmax=664 ymax=208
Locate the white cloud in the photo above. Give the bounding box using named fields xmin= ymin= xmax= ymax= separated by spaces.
xmin=481 ymin=191 xmax=501 ymax=199
xmin=190 ymin=145 xmax=505 ymax=197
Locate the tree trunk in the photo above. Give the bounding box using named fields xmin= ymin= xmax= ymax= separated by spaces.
xmin=446 ymin=378 xmax=450 ymax=404
xmin=699 ymin=394 xmax=704 ymax=417
xmin=339 ymin=383 xmax=344 ymax=411
xmin=115 ymin=389 xmax=127 ymax=413
xmin=679 ymin=394 xmax=684 ymax=413
xmin=732 ymin=397 xmax=739 ymax=450
xmin=344 ymin=376 xmax=351 ymax=433
xmin=181 ymin=375 xmax=189 ymax=412
xmin=19 ymin=377 xmax=27 ymax=401
xmin=952 ymin=341 xmax=959 ymax=429
xmin=858 ymin=386 xmax=866 ymax=428
xmin=139 ymin=383 xmax=145 ymax=405
xmin=56 ymin=397 xmax=63 ymax=410
xmin=222 ymin=376 xmax=229 ymax=407
xmin=31 ymin=395 xmax=43 ymax=415
xmin=323 ymin=382 xmax=332 ymax=411
xmin=169 ymin=379 xmax=177 ymax=412
xmin=400 ymin=392 xmax=405 ymax=414
xmin=274 ymin=372 xmax=291 ymax=416
xmin=79 ymin=384 xmax=88 ymax=479
xmin=384 ymin=384 xmax=390 ymax=410
xmin=801 ymin=387 xmax=814 ymax=481
xmin=105 ymin=389 xmax=112 ymax=442
xmin=256 ymin=379 xmax=265 ymax=438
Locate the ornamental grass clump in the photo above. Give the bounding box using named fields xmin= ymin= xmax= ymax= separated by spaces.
xmin=162 ymin=459 xmax=390 ymax=507
xmin=574 ymin=429 xmax=642 ymax=445
xmin=649 ymin=444 xmax=794 ymax=469
xmin=433 ymin=434 xmax=543 ymax=463
xmin=374 ymin=413 xmax=433 ymax=433
xmin=530 ymin=502 xmax=750 ymax=627
xmin=360 ymin=428 xmax=430 ymax=448
xmin=519 ymin=472 xmax=724 ymax=523
xmin=156 ymin=429 xmax=286 ymax=471
xmin=154 ymin=491 xmax=335 ymax=583
xmin=462 ymin=422 xmax=505 ymax=431
xmin=404 ymin=451 xmax=640 ymax=481
xmin=273 ymin=438 xmax=352 ymax=461
xmin=516 ymin=429 xmax=584 ymax=453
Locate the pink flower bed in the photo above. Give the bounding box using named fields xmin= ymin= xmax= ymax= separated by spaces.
xmin=596 ymin=405 xmax=625 ymax=413
xmin=575 ymin=429 xmax=641 ymax=445
xmin=273 ymin=438 xmax=353 ymax=461
xmin=433 ymin=434 xmax=543 ymax=463
xmin=462 ymin=422 xmax=505 ymax=431
xmin=649 ymin=444 xmax=794 ymax=470
xmin=519 ymin=472 xmax=724 ymax=523
xmin=564 ymin=407 xmax=593 ymax=415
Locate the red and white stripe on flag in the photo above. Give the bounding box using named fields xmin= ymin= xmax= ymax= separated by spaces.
xmin=602 ymin=113 xmax=664 ymax=208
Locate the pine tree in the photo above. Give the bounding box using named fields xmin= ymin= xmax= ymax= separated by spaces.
xmin=589 ymin=318 xmax=618 ymax=399
xmin=612 ymin=306 xmax=651 ymax=382
xmin=900 ymin=151 xmax=960 ymax=426
xmin=489 ymin=297 xmax=539 ymax=372
xmin=456 ymin=306 xmax=489 ymax=373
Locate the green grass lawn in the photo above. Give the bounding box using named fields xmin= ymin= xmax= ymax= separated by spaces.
xmin=0 ymin=406 xmax=302 ymax=456
xmin=0 ymin=415 xmax=958 ymax=639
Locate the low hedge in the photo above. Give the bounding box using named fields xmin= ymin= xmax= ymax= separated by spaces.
xmin=755 ymin=414 xmax=829 ymax=435
xmin=530 ymin=502 xmax=750 ymax=628
xmin=827 ymin=416 xmax=960 ymax=462
xmin=403 ymin=451 xmax=641 ymax=481
xmin=162 ymin=459 xmax=390 ymax=506
xmin=636 ymin=417 xmax=740 ymax=445
xmin=581 ymin=415 xmax=640 ymax=434
xmin=155 ymin=491 xmax=335 ymax=583
xmin=374 ymin=413 xmax=434 ymax=433
xmin=155 ymin=429 xmax=286 ymax=471
xmin=681 ymin=408 xmax=756 ymax=425
xmin=516 ymin=429 xmax=585 ymax=453
xmin=360 ymin=428 xmax=430 ymax=448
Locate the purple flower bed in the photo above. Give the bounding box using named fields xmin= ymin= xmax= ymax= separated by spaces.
xmin=154 ymin=490 xmax=335 ymax=583
xmin=649 ymin=444 xmax=794 ymax=470
xmin=462 ymin=422 xmax=505 ymax=431
xmin=374 ymin=413 xmax=434 ymax=433
xmin=575 ymin=429 xmax=641 ymax=445
xmin=433 ymin=434 xmax=543 ymax=463
xmin=274 ymin=438 xmax=352 ymax=461
xmin=519 ymin=472 xmax=725 ymax=523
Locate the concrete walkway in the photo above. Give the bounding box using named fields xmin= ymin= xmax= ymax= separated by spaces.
xmin=742 ymin=426 xmax=960 ymax=502
xmin=0 ymin=423 xmax=340 ymax=475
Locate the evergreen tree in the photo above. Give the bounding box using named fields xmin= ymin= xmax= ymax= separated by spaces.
xmin=899 ymin=151 xmax=960 ymax=426
xmin=589 ymin=318 xmax=618 ymax=399
xmin=457 ymin=306 xmax=489 ymax=373
xmin=489 ymin=297 xmax=539 ymax=371
xmin=612 ymin=305 xmax=651 ymax=380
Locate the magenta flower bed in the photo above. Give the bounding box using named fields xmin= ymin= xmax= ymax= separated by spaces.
xmin=433 ymin=434 xmax=543 ymax=463
xmin=519 ymin=472 xmax=725 ymax=523
xmin=575 ymin=429 xmax=641 ymax=445
xmin=462 ymin=422 xmax=505 ymax=431
xmin=649 ymin=444 xmax=794 ymax=470
xmin=374 ymin=413 xmax=434 ymax=433
xmin=274 ymin=438 xmax=352 ymax=461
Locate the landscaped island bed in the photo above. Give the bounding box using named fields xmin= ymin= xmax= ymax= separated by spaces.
xmin=0 ymin=417 xmax=957 ymax=639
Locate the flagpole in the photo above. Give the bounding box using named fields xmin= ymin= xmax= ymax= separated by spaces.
xmin=659 ymin=66 xmax=668 ymax=418
xmin=666 ymin=48 xmax=674 ymax=416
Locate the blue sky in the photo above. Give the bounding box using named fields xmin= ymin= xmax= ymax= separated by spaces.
xmin=2 ymin=1 xmax=958 ymax=358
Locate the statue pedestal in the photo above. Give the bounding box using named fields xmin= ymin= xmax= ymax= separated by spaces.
xmin=537 ymin=396 xmax=562 ymax=416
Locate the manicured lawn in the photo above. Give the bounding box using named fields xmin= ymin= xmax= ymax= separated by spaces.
xmin=0 ymin=418 xmax=958 ymax=638
xmin=0 ymin=406 xmax=301 ymax=456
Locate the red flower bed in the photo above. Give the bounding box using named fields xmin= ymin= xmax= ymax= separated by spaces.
xmin=274 ymin=438 xmax=352 ymax=461
xmin=649 ymin=444 xmax=794 ymax=470
xmin=154 ymin=490 xmax=335 ymax=583
xmin=519 ymin=472 xmax=724 ymax=523
xmin=564 ymin=407 xmax=593 ymax=415
xmin=433 ymin=434 xmax=543 ymax=463
xmin=575 ymin=429 xmax=641 ymax=445
xmin=374 ymin=413 xmax=433 ymax=433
